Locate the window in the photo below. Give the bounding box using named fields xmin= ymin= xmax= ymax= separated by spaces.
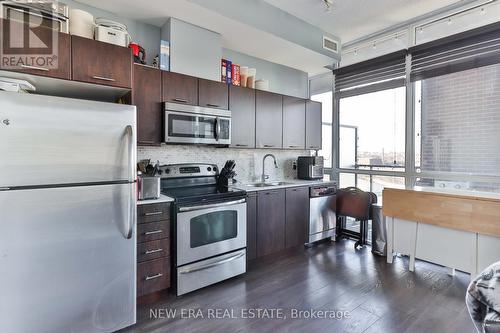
xmin=415 ymin=63 xmax=500 ymax=178
xmin=311 ymin=91 xmax=333 ymax=168
xmin=339 ymin=87 xmax=406 ymax=173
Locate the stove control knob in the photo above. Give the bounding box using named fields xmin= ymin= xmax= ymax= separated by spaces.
xmin=212 ymin=166 xmax=217 ymax=172
xmin=165 ymin=168 xmax=170 ymax=174
xmin=207 ymin=167 xmax=212 ymax=172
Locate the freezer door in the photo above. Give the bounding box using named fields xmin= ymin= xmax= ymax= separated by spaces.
xmin=0 ymin=92 xmax=136 ymax=187
xmin=0 ymin=184 xmax=136 ymax=333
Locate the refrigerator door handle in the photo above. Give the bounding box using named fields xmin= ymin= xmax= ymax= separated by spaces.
xmin=125 ymin=125 xmax=135 ymax=239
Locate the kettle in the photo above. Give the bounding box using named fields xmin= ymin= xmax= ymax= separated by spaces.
xmin=128 ymin=42 xmax=146 ymax=64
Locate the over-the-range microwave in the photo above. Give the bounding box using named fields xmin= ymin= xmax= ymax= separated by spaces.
xmin=164 ymin=102 xmax=231 ymax=145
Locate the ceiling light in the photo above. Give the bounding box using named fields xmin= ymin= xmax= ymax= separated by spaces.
xmin=447 ymin=18 xmax=453 ymax=25
xmin=354 ymin=49 xmax=358 ymax=56
xmin=418 ymin=27 xmax=424 ymax=34
xmin=480 ymin=7 xmax=486 ymax=15
xmin=372 ymin=42 xmax=377 ymax=50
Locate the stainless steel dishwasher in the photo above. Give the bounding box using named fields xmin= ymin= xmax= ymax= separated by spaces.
xmin=308 ymin=184 xmax=337 ymax=244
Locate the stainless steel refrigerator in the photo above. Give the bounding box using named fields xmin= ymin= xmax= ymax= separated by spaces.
xmin=0 ymin=91 xmax=137 ymax=333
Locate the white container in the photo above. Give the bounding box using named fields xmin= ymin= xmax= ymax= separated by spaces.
xmin=247 ymin=68 xmax=256 ymax=89
xmin=69 ymin=9 xmax=94 ymax=39
xmin=255 ymin=79 xmax=269 ymax=91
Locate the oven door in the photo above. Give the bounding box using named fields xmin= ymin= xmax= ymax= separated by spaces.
xmin=165 ymin=110 xmax=231 ymax=145
xmin=176 ymin=199 xmax=246 ymax=266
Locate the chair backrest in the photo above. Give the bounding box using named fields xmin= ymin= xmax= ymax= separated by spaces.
xmin=336 ymin=187 xmax=377 ymax=220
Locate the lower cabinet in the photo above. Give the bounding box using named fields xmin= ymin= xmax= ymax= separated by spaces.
xmin=136 ymin=202 xmax=171 ymax=297
xmin=246 ymin=193 xmax=258 ymax=261
xmin=256 ymin=189 xmax=286 ymax=257
xmin=285 ymin=187 xmax=310 ymax=248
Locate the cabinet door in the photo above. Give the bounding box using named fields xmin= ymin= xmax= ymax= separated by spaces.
xmin=285 ymin=187 xmax=309 ymax=248
xmin=0 ymin=22 xmax=70 ymax=80
xmin=306 ymin=100 xmax=322 ymax=150
xmin=257 ymin=189 xmax=285 ymax=257
xmin=255 ymin=91 xmax=283 ymax=149
xmin=133 ymin=65 xmax=162 ymax=145
xmin=162 ymin=71 xmax=198 ymax=105
xmin=71 ymin=36 xmax=132 ymax=88
xmin=283 ymin=96 xmax=306 ymax=149
xmin=246 ymin=193 xmax=258 ymax=261
xmin=230 ymin=86 xmax=255 ymax=148
xmin=199 ymin=79 xmax=229 ymax=109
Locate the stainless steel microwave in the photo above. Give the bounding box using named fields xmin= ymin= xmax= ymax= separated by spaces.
xmin=164 ymin=102 xmax=231 ymax=145
xmin=1 ymin=1 xmax=70 ymax=33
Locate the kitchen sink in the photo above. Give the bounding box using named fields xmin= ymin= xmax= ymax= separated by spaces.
xmin=246 ymin=181 xmax=294 ymax=188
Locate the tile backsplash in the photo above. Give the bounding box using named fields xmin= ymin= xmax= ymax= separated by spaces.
xmin=138 ymin=145 xmax=312 ymax=183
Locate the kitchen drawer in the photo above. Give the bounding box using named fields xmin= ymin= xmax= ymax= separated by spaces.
xmin=137 ymin=220 xmax=170 ymax=243
xmin=137 ymin=257 xmax=170 ymax=297
xmin=137 ymin=203 xmax=171 ymax=223
xmin=137 ymin=238 xmax=170 ymax=263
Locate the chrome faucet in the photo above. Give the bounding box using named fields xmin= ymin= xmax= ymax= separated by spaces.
xmin=261 ymin=154 xmax=278 ymax=183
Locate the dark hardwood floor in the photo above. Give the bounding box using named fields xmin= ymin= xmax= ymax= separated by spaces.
xmin=122 ymin=240 xmax=475 ymax=333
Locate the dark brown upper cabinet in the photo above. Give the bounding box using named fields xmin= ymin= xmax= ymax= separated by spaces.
xmin=229 ymin=85 xmax=256 ymax=148
xmin=133 ymin=64 xmax=162 ymax=146
xmin=255 ymin=91 xmax=283 ymax=149
xmin=285 ymin=186 xmax=309 ymax=248
xmin=0 ymin=19 xmax=70 ymax=80
xmin=306 ymin=100 xmax=323 ymax=150
xmin=162 ymin=71 xmax=198 ymax=105
xmin=71 ymin=35 xmax=132 ymax=88
xmin=198 ymin=79 xmax=229 ymax=109
xmin=283 ymin=96 xmax=306 ymax=150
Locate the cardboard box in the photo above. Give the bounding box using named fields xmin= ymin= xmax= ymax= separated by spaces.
xmin=232 ymin=64 xmax=241 ymax=86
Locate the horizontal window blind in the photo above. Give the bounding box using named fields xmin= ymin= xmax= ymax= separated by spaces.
xmin=333 ymin=50 xmax=407 ymax=92
xmin=410 ymin=21 xmax=500 ymax=81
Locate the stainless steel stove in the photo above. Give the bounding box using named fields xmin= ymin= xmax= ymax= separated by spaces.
xmin=159 ymin=163 xmax=247 ymax=296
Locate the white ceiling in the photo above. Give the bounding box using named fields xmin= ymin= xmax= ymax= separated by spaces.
xmin=262 ymin=0 xmax=464 ymax=43
xmin=75 ymin=0 xmax=335 ymax=76
xmin=76 ymin=0 xmax=469 ymax=75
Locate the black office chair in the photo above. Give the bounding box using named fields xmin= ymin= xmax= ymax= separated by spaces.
xmin=336 ymin=187 xmax=377 ymax=250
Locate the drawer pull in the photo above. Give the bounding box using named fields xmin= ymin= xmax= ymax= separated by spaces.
xmin=173 ymin=98 xmax=188 ymax=103
xmin=144 ymin=230 xmax=163 ymax=235
xmin=234 ymin=144 xmax=248 ymax=147
xmin=288 ymin=145 xmax=301 ymax=148
xmin=92 ymin=75 xmax=116 ymax=82
xmin=145 ymin=273 xmax=163 ymax=281
xmin=263 ymin=145 xmax=276 ymax=148
xmin=21 ymin=64 xmax=49 ymax=71
xmin=145 ymin=248 xmax=163 ymax=255
xmin=144 ymin=211 xmax=163 ymax=216
xmin=206 ymin=103 xmax=220 ymax=108
xmin=309 ymin=146 xmax=320 ymax=149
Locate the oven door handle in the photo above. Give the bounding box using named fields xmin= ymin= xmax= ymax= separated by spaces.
xmin=214 ymin=117 xmax=220 ymax=141
xmin=178 ymin=198 xmax=246 ymax=212
xmin=179 ymin=251 xmax=245 ymax=274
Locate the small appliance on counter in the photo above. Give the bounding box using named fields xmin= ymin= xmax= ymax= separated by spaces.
xmin=129 ymin=42 xmax=146 ymax=64
xmin=94 ymin=18 xmax=130 ymax=47
xmin=69 ymin=8 xmax=94 ymax=38
xmin=297 ymin=156 xmax=324 ymax=180
xmin=1 ymin=0 xmax=69 ymax=33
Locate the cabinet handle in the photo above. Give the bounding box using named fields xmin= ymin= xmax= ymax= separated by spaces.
xmin=309 ymin=146 xmax=320 ymax=149
xmin=20 ymin=64 xmax=49 ymax=71
xmin=144 ymin=230 xmax=163 ymax=235
xmin=263 ymin=145 xmax=276 ymax=148
xmin=235 ymin=144 xmax=248 ymax=147
xmin=92 ymin=76 xmax=116 ymax=82
xmin=145 ymin=248 xmax=163 ymax=255
xmin=145 ymin=273 xmax=163 ymax=281
xmin=288 ymin=145 xmax=301 ymax=148
xmin=173 ymin=98 xmax=188 ymax=103
xmin=206 ymin=103 xmax=220 ymax=108
xmin=139 ymin=140 xmax=157 ymax=144
xmin=144 ymin=211 xmax=163 ymax=216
